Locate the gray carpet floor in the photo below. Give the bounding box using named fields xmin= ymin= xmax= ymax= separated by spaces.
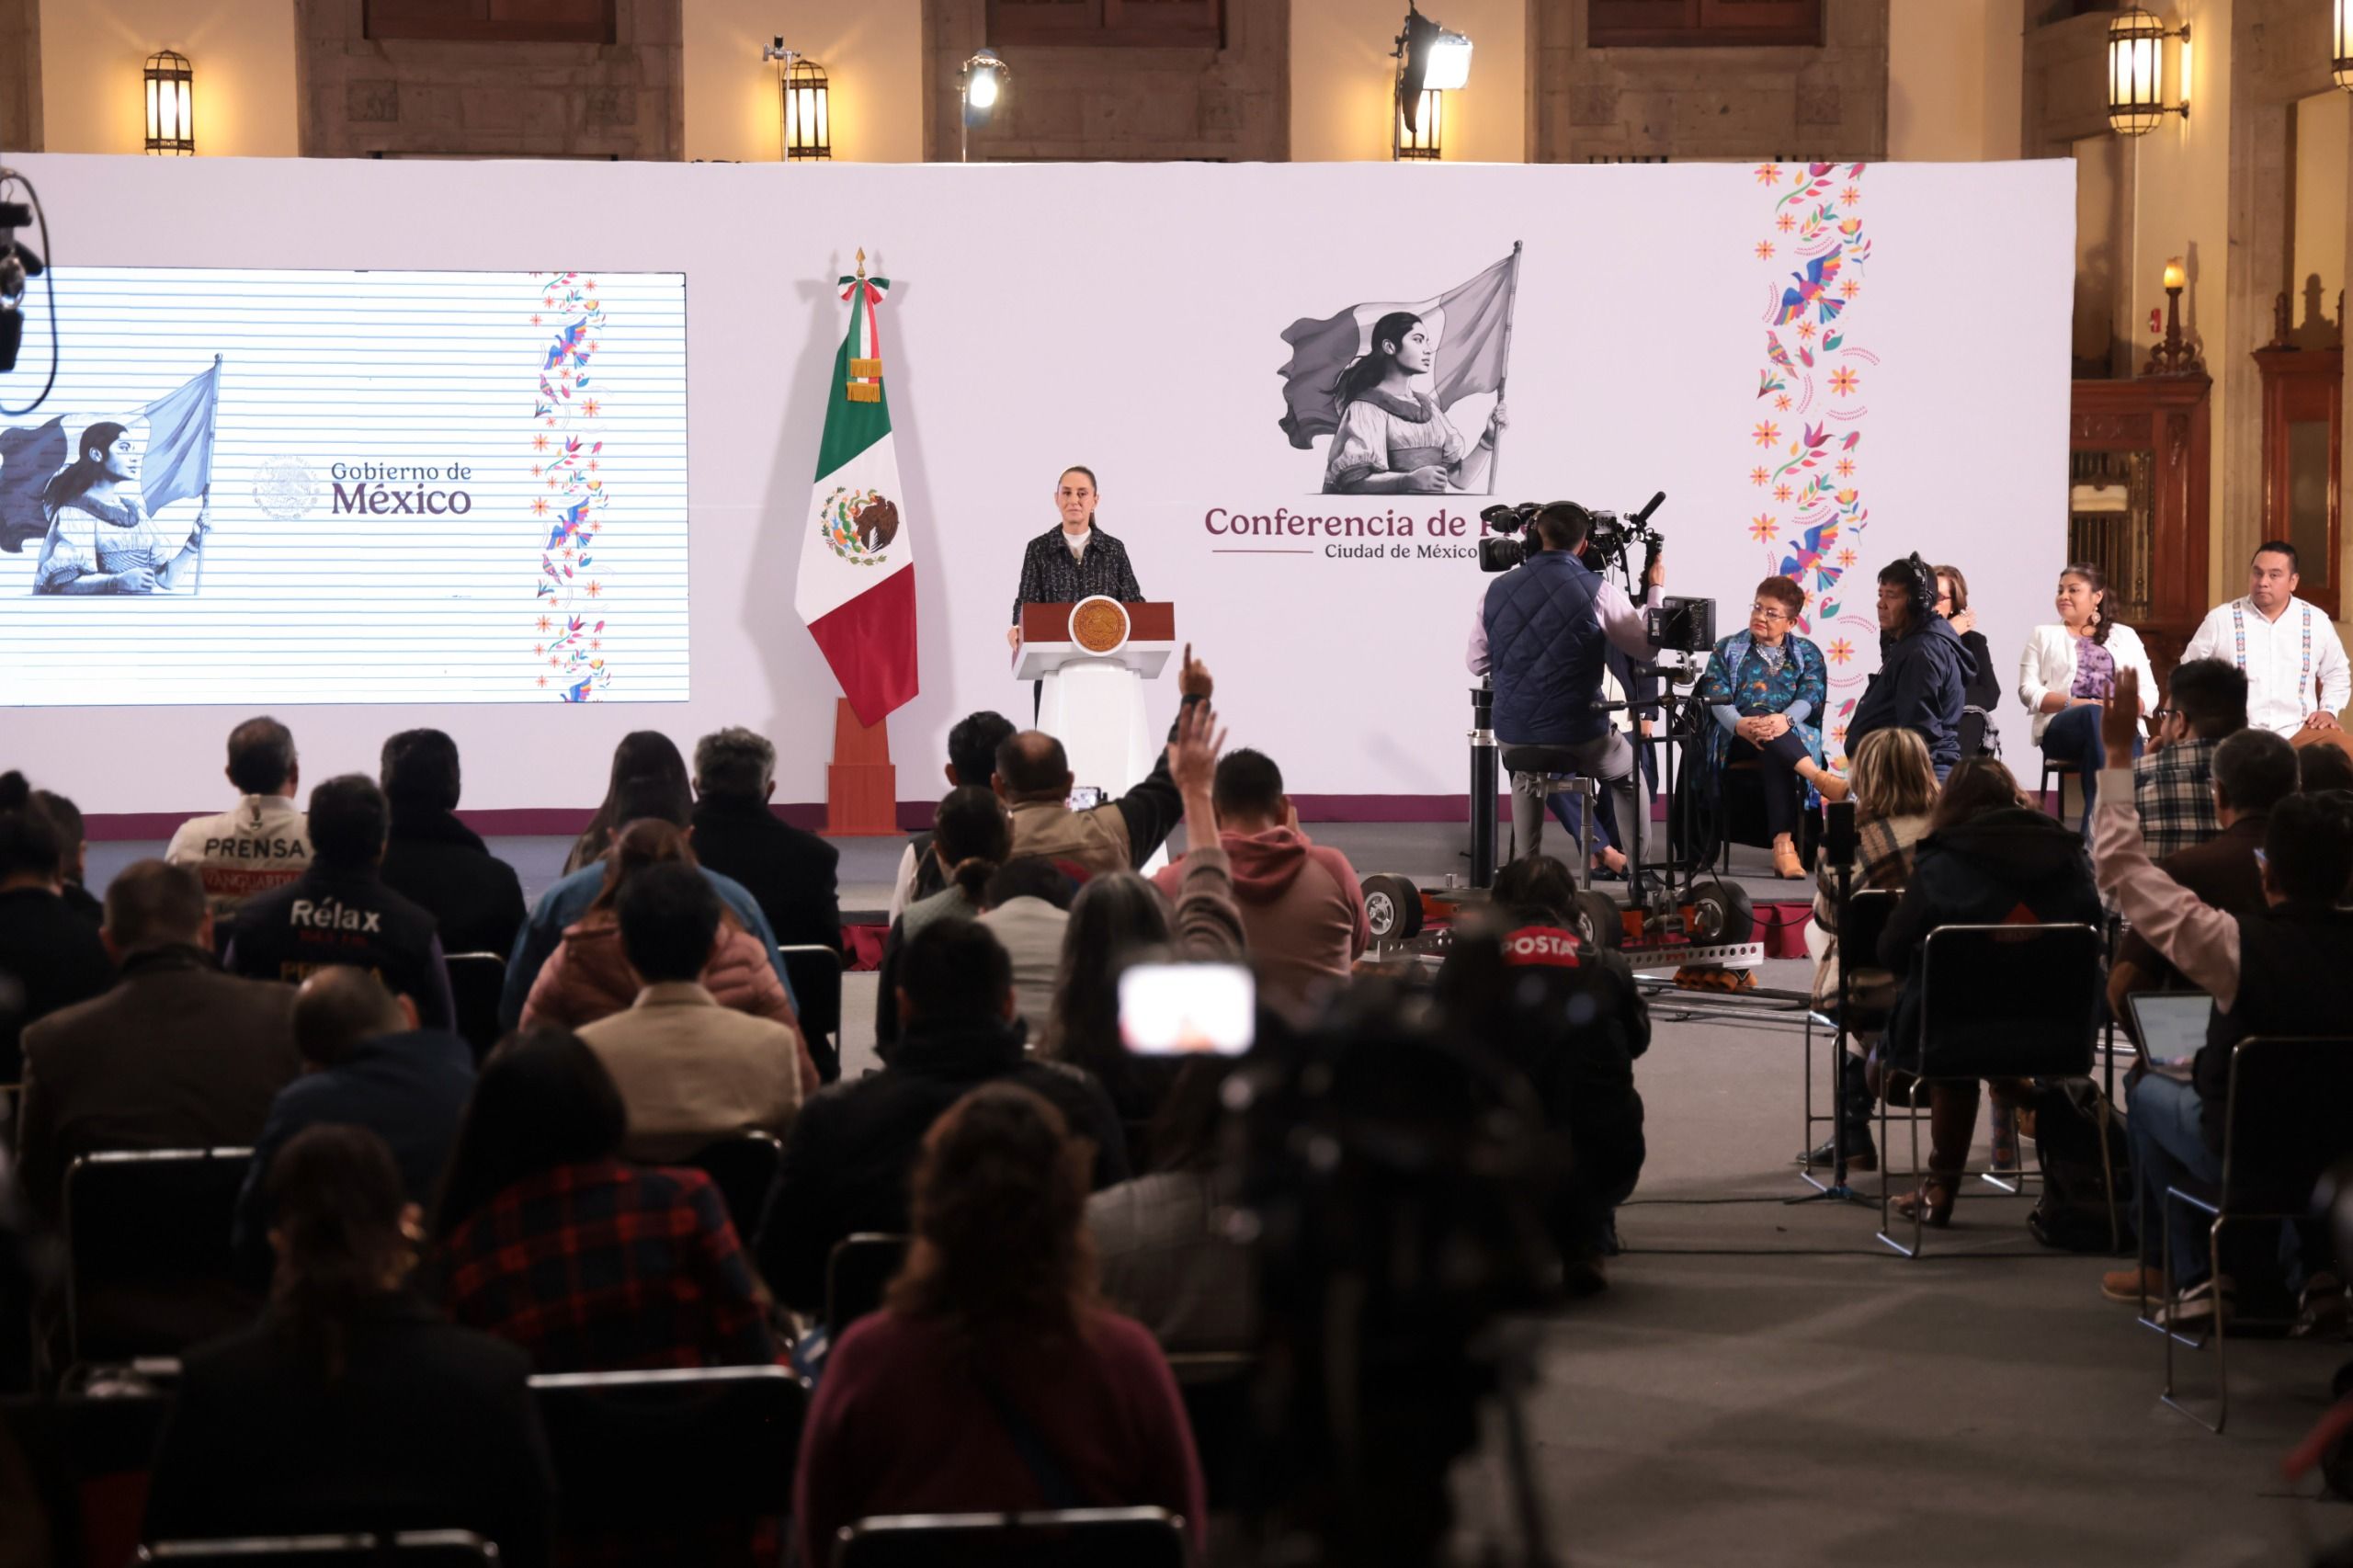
xmin=83 ymin=826 xmax=2353 ymax=1562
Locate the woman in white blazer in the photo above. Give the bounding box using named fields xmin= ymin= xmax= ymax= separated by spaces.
xmin=2017 ymin=562 xmax=2157 ymax=833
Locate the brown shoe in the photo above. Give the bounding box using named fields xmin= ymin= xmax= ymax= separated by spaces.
xmin=2102 ymin=1265 xmax=2165 ymax=1304
xmin=1806 ymin=767 xmax=1851 ymax=803
xmin=1771 ymin=833 xmax=1804 ymax=879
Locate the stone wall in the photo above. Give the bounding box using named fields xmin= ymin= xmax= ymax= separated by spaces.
xmin=920 ymin=0 xmax=1288 ymax=162
xmin=1530 ymin=0 xmax=1889 ymax=163
xmin=293 ymin=0 xmax=683 ymax=159
xmin=0 ymin=0 xmax=40 ymax=153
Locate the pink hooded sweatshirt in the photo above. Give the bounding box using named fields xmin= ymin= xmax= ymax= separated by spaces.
xmin=1153 ymin=826 xmax=1369 ymax=1019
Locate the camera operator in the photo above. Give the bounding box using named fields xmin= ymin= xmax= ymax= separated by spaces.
xmin=1468 ymin=501 xmax=1666 ymax=861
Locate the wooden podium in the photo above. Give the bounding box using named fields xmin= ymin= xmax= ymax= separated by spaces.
xmin=1014 ymin=597 xmax=1176 ymax=803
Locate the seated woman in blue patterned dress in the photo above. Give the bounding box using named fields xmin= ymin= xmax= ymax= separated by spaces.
xmin=1695 ymin=575 xmax=1849 ymax=879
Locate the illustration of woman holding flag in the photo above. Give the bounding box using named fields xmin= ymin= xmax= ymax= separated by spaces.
xmin=33 ymin=419 xmax=208 ymax=593
xmin=1322 ymin=311 xmax=1507 ymax=495
xmin=28 ymin=359 xmax=221 ymax=595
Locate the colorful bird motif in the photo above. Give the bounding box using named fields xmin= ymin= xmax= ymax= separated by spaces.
xmin=1779 ymin=515 xmax=1844 ymax=592
xmin=1773 ymin=249 xmax=1846 ymax=326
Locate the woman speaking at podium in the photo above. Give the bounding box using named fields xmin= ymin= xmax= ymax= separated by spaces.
xmin=1007 ymin=466 xmax=1145 ymax=719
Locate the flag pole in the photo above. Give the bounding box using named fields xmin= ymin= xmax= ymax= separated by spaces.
xmin=189 ymin=353 xmax=221 ymax=599
xmin=1485 ymin=241 xmax=1523 ymax=495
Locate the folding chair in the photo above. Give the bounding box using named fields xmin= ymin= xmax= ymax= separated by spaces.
xmin=825 ymin=1233 xmax=912 ymax=1344
xmin=833 ymin=1507 xmax=1188 ymax=1568
xmin=3 ymin=1388 xmax=174 ymax=1568
xmin=679 ymin=1131 xmax=784 ymax=1250
xmin=441 ymin=953 xmax=506 ymax=1063
xmin=1875 ymin=923 xmax=2106 ymax=1258
xmin=1798 ymin=887 xmax=1904 ymax=1190
xmin=62 ymin=1149 xmax=258 ymax=1376
xmin=778 ymin=944 xmax=844 ymax=1084
xmin=138 ymin=1534 xmax=497 ymax=1565
xmin=2156 ymin=1036 xmax=2353 ymax=1434
xmin=530 ymin=1366 xmax=804 ymax=1551
xmin=2039 ymin=756 xmax=2080 ymax=823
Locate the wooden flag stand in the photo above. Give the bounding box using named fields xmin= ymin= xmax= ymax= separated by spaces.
xmin=825 ymin=698 xmax=900 ymax=836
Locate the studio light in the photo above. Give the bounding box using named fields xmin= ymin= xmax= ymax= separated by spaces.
xmin=2107 ymin=8 xmax=2187 ymax=137
xmin=144 ymin=48 xmax=194 ymax=156
xmin=1394 ymin=7 xmax=1470 ymax=148
xmin=2336 ymin=0 xmax=2353 ymax=91
xmin=1395 ymin=86 xmax=1443 ymax=161
xmin=763 ymin=40 xmax=832 ymax=161
xmin=958 ymin=47 xmax=1009 ymax=164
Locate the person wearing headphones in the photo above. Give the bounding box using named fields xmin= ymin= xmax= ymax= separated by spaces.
xmin=1845 ymin=553 xmax=1976 ymax=784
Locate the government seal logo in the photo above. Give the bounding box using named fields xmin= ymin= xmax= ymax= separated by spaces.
xmin=252 ymin=457 xmax=322 ymax=520
xmin=821 ymin=486 xmax=900 ymax=568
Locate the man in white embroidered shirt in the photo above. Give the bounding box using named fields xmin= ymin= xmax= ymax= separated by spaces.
xmin=2179 ymin=540 xmax=2351 ymax=743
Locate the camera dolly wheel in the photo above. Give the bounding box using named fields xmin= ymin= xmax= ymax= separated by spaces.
xmin=1362 ymin=873 xmax=1426 ymax=943
xmin=1571 ymin=890 xmax=1624 ymax=950
xmin=1684 ymin=878 xmax=1755 ymax=946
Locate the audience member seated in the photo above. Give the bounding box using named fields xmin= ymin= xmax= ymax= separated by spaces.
xmin=1877 ymin=757 xmax=2103 ymax=1226
xmin=562 ymin=729 xmax=689 ymax=877
xmin=1801 ymin=727 xmax=1940 ymax=1171
xmin=1148 ymin=746 xmax=1369 ymax=1020
xmin=0 ymin=775 xmax=114 ymax=1084
xmin=2108 ymin=728 xmax=2297 ymax=1018
xmin=164 ymin=715 xmax=312 ymax=919
xmin=890 ymin=710 xmax=1015 ymax=920
xmin=1089 ymin=1059 xmax=1256 ymax=1350
xmin=31 ymin=789 xmax=100 ymax=925
xmin=977 ymin=857 xmax=1078 ymax=1044
xmin=234 ymin=968 xmax=476 ymax=1267
xmin=377 ymin=729 xmax=527 ymax=960
xmin=501 ymin=771 xmax=789 ymax=1031
xmin=875 ymin=787 xmax=1013 ymax=1046
xmin=2133 ymin=658 xmax=2249 ymax=861
xmin=228 ymin=775 xmax=455 ymax=1031
xmin=1694 ymin=575 xmax=1848 ymax=879
xmin=520 ymin=820 xmax=814 ymax=1096
xmin=1935 ymin=564 xmax=2004 ymax=756
xmin=1435 ymin=855 xmax=1650 ymax=1290
xmin=1845 ymin=554 xmax=1974 ymax=781
xmin=437 ymin=1028 xmax=778 ymax=1370
xmin=689 ymin=725 xmax=842 ymax=954
xmin=2089 ymin=674 xmax=2353 ymax=1324
xmin=578 ymin=862 xmax=804 ymax=1162
xmin=2018 ymin=562 xmax=2157 ymax=834
xmin=17 ymin=861 xmax=299 ymax=1224
xmin=993 ymin=643 xmax=1216 ymax=878
xmin=2302 ymin=740 xmax=2353 ymax=795
xmin=760 ymin=918 xmax=1128 ymax=1315
xmin=793 ymin=1083 xmax=1205 ymax=1567
xmin=144 ymin=1125 xmax=553 ymax=1568
xmin=1040 ymin=709 xmax=1245 ymax=1123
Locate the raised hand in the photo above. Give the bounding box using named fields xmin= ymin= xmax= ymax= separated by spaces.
xmin=1168 ymin=700 xmax=1228 ymax=796
xmin=2103 ymin=667 xmax=2141 ymax=761
xmin=1178 ymin=641 xmax=1213 ymax=700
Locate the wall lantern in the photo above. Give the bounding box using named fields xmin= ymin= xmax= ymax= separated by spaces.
xmin=2107 ymin=8 xmax=2188 ymax=136
xmin=764 ymin=40 xmax=832 ymax=161
xmin=1395 ymin=86 xmax=1443 ymax=160
xmin=2336 ymin=0 xmax=2353 ymax=91
xmin=144 ymin=49 xmax=194 ymax=155
xmin=958 ymin=47 xmax=1008 ymax=164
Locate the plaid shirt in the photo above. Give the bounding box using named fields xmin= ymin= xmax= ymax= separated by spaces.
xmin=2133 ymin=736 xmax=2221 ymax=863
xmin=1011 ymin=525 xmax=1142 ymax=624
xmin=440 ymin=1159 xmax=778 ymax=1373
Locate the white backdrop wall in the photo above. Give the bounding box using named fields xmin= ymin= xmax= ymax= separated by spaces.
xmin=0 ymin=153 xmax=2075 ymax=820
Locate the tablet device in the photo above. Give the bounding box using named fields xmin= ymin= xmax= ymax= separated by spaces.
xmin=2126 ymin=992 xmax=2211 ymax=1071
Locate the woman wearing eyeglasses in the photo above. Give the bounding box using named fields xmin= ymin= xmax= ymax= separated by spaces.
xmin=1695 ymin=574 xmax=1849 ymax=879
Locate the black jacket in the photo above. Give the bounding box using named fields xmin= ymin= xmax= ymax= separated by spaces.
xmin=1959 ymin=629 xmax=2002 ymax=713
xmin=1847 ymin=614 xmax=1976 ymax=772
xmin=228 ymin=864 xmax=454 ymax=1030
xmin=143 ymin=1293 xmax=554 ymax=1568
xmin=1010 ymin=524 xmax=1143 ymax=625
xmin=2197 ymin=903 xmax=2353 ymax=1152
xmin=1879 ymin=807 xmax=2104 ymax=1062
xmin=380 ymin=803 xmax=528 ymax=961
xmin=758 ymin=1016 xmax=1128 ymax=1312
xmin=689 ymin=797 xmax=842 ymax=955
xmin=0 ymin=885 xmax=115 ymax=1084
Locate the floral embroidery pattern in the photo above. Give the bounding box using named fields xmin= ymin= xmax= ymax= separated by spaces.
xmin=531 ymin=272 xmax=611 ymax=701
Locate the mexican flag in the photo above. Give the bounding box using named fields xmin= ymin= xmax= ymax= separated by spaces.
xmin=794 ymin=258 xmax=917 ymax=727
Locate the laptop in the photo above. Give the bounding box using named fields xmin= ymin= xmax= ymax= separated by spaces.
xmin=2125 ymin=992 xmax=2211 ymax=1080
